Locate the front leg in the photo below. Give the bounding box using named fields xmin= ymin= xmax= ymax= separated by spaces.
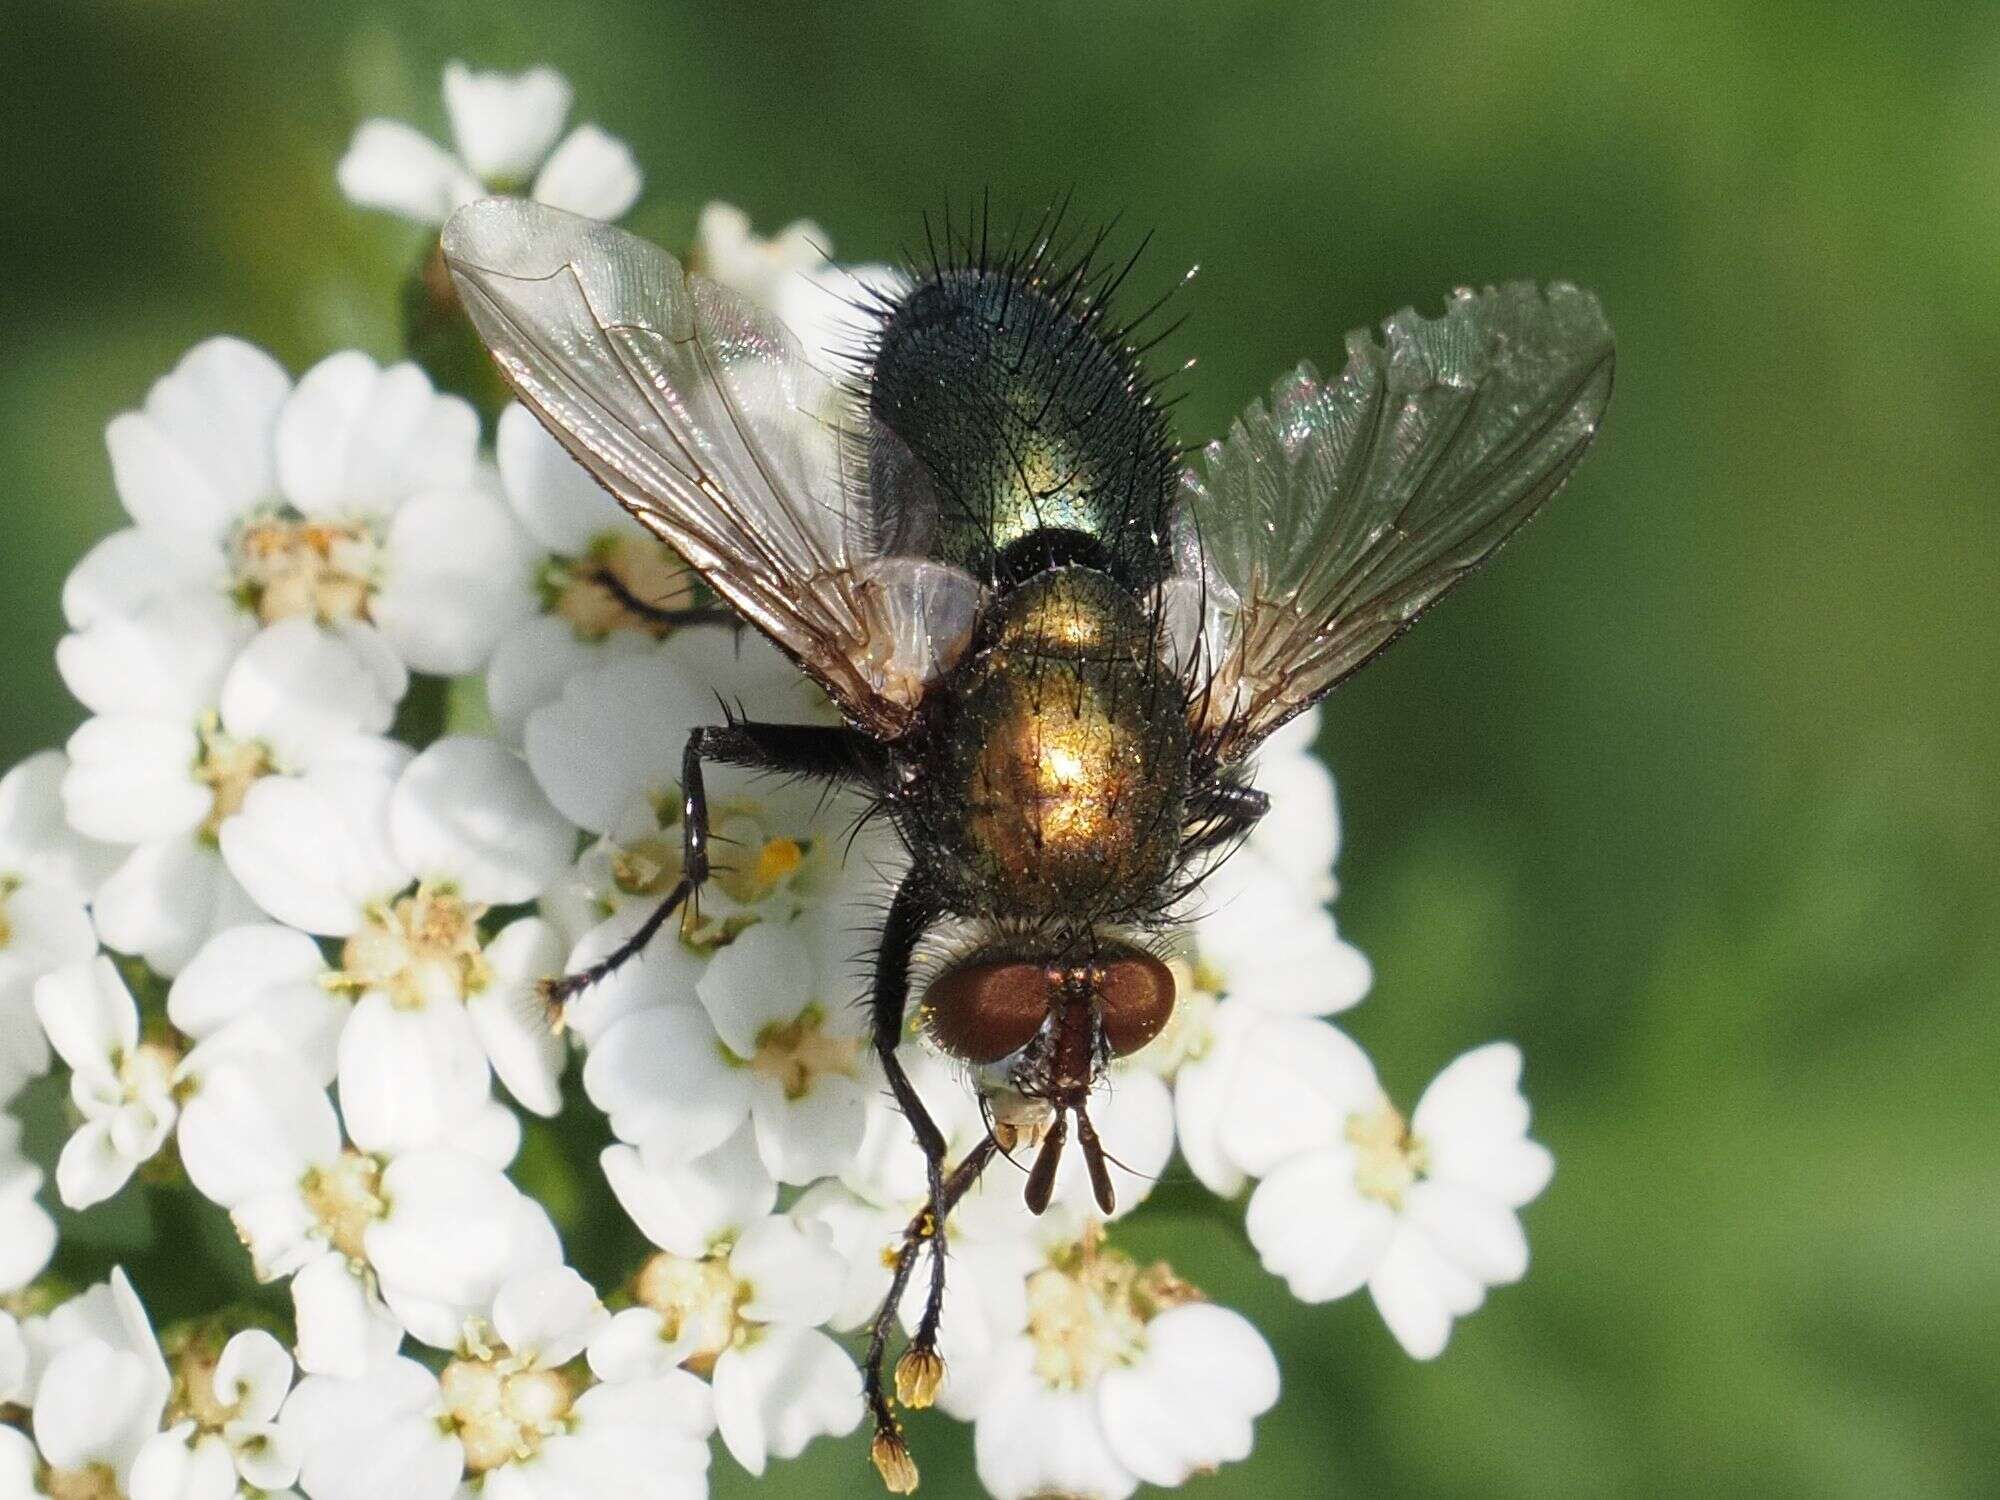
xmin=861 ymin=872 xmax=965 ymax=1489
xmin=543 ymin=719 xmax=884 ymax=1009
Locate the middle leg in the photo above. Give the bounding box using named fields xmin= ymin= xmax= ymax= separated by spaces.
xmin=543 ymin=719 xmax=885 ymax=1009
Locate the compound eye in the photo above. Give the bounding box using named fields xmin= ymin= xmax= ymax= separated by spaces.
xmin=924 ymin=959 xmax=1053 ymax=1064
xmin=1097 ymin=951 xmax=1176 ymax=1057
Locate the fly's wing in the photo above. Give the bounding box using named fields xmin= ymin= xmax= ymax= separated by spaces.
xmin=1168 ymin=281 xmax=1614 ymax=763
xmin=442 ymin=198 xmax=984 ymax=738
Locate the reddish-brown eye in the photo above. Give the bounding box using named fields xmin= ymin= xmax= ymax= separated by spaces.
xmin=1097 ymin=951 xmax=1176 ymax=1057
xmin=924 ymin=960 xmax=1054 ymax=1064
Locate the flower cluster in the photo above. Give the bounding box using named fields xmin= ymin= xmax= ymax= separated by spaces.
xmin=0 ymin=59 xmax=1555 ymax=1499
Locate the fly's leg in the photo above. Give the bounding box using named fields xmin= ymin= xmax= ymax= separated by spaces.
xmin=863 ymin=873 xmax=959 ymax=1490
xmin=581 ymin=563 xmax=743 ymax=633
xmin=541 ymin=720 xmax=883 ymax=1012
xmin=864 ymin=1132 xmax=998 ymax=1492
xmin=1180 ymin=779 xmax=1270 ymax=859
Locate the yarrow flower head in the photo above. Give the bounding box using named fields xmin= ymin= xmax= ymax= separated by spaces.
xmin=0 ymin=49 xmax=1570 ymax=1500
xmin=338 ymin=61 xmax=642 ymax=226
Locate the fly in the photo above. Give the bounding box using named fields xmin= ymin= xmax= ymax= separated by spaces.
xmin=441 ymin=196 xmax=1615 ymax=1490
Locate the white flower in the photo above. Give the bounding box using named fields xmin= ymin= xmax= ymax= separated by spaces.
xmin=595 ymin=1132 xmax=862 ymax=1474
xmin=585 ymin=922 xmax=874 ymax=1184
xmin=0 ymin=750 xmax=113 ymax=1100
xmin=220 ymin=736 xmax=575 ymax=1123
xmin=1123 ymin=722 xmax=1369 ymax=1197
xmin=1238 ymin=1036 xmax=1555 ymax=1359
xmin=15 ymin=1269 xmax=172 ymax=1494
xmin=337 ymin=61 xmax=642 ymax=226
xmin=178 ymin=1051 xmax=548 ymax=1375
xmin=0 ymin=1111 xmax=55 ymax=1293
xmin=484 ymin=403 xmax=705 ymax=742
xmin=76 ymin=337 xmax=533 ymax=680
xmin=961 ymin=1235 xmax=1278 ymax=1500
xmin=694 ymin=202 xmax=831 ymax=311
xmin=130 ymin=1328 xmax=302 ymax=1500
xmin=283 ymin=1268 xmax=712 ymax=1500
xmin=34 ymin=957 xmax=182 ymax=1208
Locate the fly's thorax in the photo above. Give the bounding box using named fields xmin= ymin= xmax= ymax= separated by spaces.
xmin=866 ymin=269 xmax=1176 ymax=590
xmin=909 ymin=569 xmax=1189 ymax=921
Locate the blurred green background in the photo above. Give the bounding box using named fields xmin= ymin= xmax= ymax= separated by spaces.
xmin=5 ymin=3 xmax=1997 ymax=1496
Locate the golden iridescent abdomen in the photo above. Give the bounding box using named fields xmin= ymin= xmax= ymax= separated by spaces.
xmin=916 ymin=568 xmax=1189 ymax=922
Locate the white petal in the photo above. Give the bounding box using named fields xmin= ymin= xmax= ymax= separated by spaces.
xmin=57 ymin=591 xmax=252 ymax=722
xmin=1248 ymin=740 xmax=1342 ymax=894
xmin=496 ymin=401 xmax=628 ymax=555
xmin=366 ymin=1152 xmax=561 ymax=1349
xmin=730 ymin=1214 xmax=843 ymax=1328
xmin=373 ymin=485 xmax=540 ymax=675
xmin=1195 ymin=848 xmax=1368 ymax=1015
xmin=219 ymin=618 xmax=403 ymax=767
xmin=167 ymin=924 xmax=344 ymax=1083
xmin=389 ymin=737 xmax=574 ymax=904
xmin=1405 ymin=1178 xmax=1531 ymax=1285
xmin=105 ymin=337 xmax=290 ymax=539
xmin=93 ymin=837 xmax=262 ymax=977
xmin=523 ymin=647 xmax=715 ymax=833
xmin=486 ymin=616 xmax=637 ymax=746
xmin=0 ymin=750 xmax=121 ymax=896
xmin=0 ymin=1429 xmax=31 ymax=1492
xmin=34 ymin=1339 xmax=164 ymax=1473
xmin=213 ymin=1327 xmax=295 ymax=1424
xmin=336 ymin=118 xmax=479 ymax=225
xmin=222 ymin=748 xmax=410 ymax=935
xmin=277 ymin=353 xmax=477 ymax=520
xmin=0 ymin=1166 xmax=55 ymax=1295
xmin=178 ymin=1057 xmax=338 ymax=1209
xmin=711 ymin=1325 xmax=860 ymax=1475
xmin=694 ymin=922 xmax=814 ymax=1060
xmin=1217 ymin=1016 xmax=1381 ymax=1177
xmin=62 ymin=714 xmax=209 ymax=844
xmin=492 ymin=1265 xmax=605 ymax=1368
xmin=582 ymin=1005 xmax=750 ymax=1162
xmin=467 ymin=919 xmax=566 ymax=1116
xmin=1411 ymin=1041 xmax=1554 ymax=1208
xmin=1244 ymin=1147 xmax=1396 ymax=1304
xmin=973 ymin=1340 xmax=1137 ymax=1500
xmin=531 ymin=124 xmax=641 ymax=220
xmin=693 ymin=201 xmax=828 ymax=312
xmin=281 ymin=1359 xmax=460 ymax=1500
xmin=337 ymin=991 xmax=491 ymax=1156
xmin=131 ymin=1424 xmax=236 ymax=1500
xmin=1097 ymin=1303 xmax=1278 ymax=1487
xmin=291 ymin=1253 xmax=403 ymax=1378
xmin=61 ymin=526 xmax=216 ymax=635
xmin=747 ymin=1071 xmax=870 ymax=1187
xmin=600 ymin=1128 xmax=775 ymax=1258
xmin=33 ymin=956 xmax=136 ymax=1074
xmin=442 ymin=61 xmax=572 ymax=182
xmin=1367 ymin=1220 xmax=1487 ymax=1360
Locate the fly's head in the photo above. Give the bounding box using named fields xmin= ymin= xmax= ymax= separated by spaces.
xmin=920 ymin=936 xmax=1175 ymax=1216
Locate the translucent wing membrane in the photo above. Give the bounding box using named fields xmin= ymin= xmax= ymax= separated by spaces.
xmin=442 ymin=198 xmax=984 ymax=737
xmin=1170 ymin=281 xmax=1614 ymax=762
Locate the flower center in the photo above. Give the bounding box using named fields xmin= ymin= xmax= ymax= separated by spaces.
xmin=544 ymin=534 xmax=698 ymax=639
xmin=162 ymin=1335 xmax=235 ymax=1431
xmin=118 ymin=1039 xmax=182 ymax=1102
xmin=194 ymin=714 xmax=274 ymax=841
xmin=747 ymin=1005 xmax=861 ymax=1101
xmin=336 ymin=886 xmax=490 ymax=1011
xmin=439 ymin=1347 xmax=577 ymax=1474
xmin=299 ymin=1149 xmax=386 ymax=1262
xmin=1024 ymin=1240 xmax=1203 ymax=1391
xmin=0 ymin=875 xmax=16 ymax=950
xmin=231 ymin=513 xmax=381 ymax=625
xmin=38 ymin=1464 xmax=122 ymax=1500
xmin=1346 ymin=1101 xmax=1426 ymax=1208
xmin=634 ymin=1251 xmax=746 ymax=1376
